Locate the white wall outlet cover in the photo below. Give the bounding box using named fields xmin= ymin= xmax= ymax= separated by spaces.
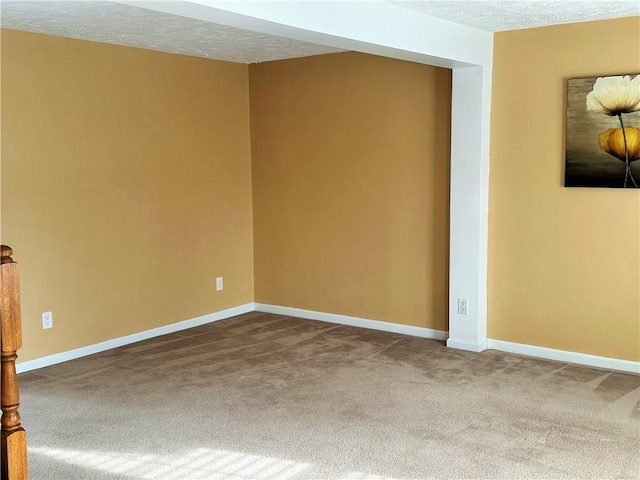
xmin=457 ymin=298 xmax=469 ymax=315
xmin=216 ymin=277 xmax=224 ymax=291
xmin=42 ymin=311 xmax=53 ymax=329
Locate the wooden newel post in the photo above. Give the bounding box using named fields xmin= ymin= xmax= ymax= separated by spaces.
xmin=1 ymin=245 xmax=28 ymax=480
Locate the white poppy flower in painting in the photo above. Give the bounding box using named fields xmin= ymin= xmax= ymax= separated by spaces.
xmin=586 ymin=75 xmax=640 ymax=116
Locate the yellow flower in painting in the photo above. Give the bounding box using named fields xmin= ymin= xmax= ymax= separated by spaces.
xmin=598 ymin=127 xmax=640 ymax=162
xmin=586 ymin=75 xmax=640 ymax=116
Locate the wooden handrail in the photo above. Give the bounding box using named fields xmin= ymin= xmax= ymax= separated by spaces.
xmin=1 ymin=245 xmax=28 ymax=480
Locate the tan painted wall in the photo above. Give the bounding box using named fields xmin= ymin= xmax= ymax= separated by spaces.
xmin=250 ymin=52 xmax=451 ymax=330
xmin=1 ymin=30 xmax=254 ymax=362
xmin=5 ymin=19 xmax=636 ymax=365
xmin=489 ymin=17 xmax=640 ymax=361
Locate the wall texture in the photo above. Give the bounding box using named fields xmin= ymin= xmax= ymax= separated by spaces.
xmin=1 ymin=30 xmax=254 ymax=362
xmin=489 ymin=17 xmax=640 ymax=361
xmin=250 ymin=52 xmax=451 ymax=330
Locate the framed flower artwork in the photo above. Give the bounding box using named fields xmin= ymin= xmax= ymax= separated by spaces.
xmin=565 ymin=74 xmax=640 ymax=188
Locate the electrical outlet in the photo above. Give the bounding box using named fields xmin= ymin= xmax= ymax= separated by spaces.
xmin=42 ymin=311 xmax=53 ymax=329
xmin=216 ymin=277 xmax=224 ymax=291
xmin=457 ymin=298 xmax=469 ymax=315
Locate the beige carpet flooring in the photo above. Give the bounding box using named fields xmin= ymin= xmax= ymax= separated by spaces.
xmin=18 ymin=312 xmax=640 ymax=479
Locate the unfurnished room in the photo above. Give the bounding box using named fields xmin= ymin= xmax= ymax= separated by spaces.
xmin=0 ymin=1 xmax=639 ymax=479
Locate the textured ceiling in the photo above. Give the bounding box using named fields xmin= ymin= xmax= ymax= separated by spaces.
xmin=0 ymin=1 xmax=345 ymax=64
xmin=392 ymin=1 xmax=640 ymax=32
xmin=1 ymin=1 xmax=638 ymax=64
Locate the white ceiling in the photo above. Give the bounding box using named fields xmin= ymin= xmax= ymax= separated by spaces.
xmin=392 ymin=1 xmax=640 ymax=32
xmin=0 ymin=1 xmax=345 ymax=64
xmin=1 ymin=1 xmax=638 ymax=64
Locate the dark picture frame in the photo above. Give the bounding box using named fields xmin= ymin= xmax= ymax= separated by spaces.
xmin=565 ymin=74 xmax=640 ymax=188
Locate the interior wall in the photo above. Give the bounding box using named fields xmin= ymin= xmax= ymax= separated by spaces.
xmin=1 ymin=29 xmax=255 ymax=362
xmin=250 ymin=52 xmax=452 ymax=330
xmin=6 ymin=18 xmax=636 ymax=365
xmin=489 ymin=17 xmax=640 ymax=361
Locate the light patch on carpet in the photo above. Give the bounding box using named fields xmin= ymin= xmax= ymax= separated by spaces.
xmin=29 ymin=446 xmax=316 ymax=479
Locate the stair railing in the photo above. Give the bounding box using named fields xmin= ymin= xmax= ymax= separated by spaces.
xmin=1 ymin=245 xmax=28 ymax=480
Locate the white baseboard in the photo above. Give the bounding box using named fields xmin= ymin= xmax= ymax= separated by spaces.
xmin=487 ymin=339 xmax=640 ymax=374
xmin=254 ymin=303 xmax=449 ymax=341
xmin=16 ymin=303 xmax=256 ymax=374
xmin=446 ymin=338 xmax=487 ymax=353
xmin=257 ymin=304 xmax=638 ymax=373
xmin=16 ymin=301 xmax=639 ymax=375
